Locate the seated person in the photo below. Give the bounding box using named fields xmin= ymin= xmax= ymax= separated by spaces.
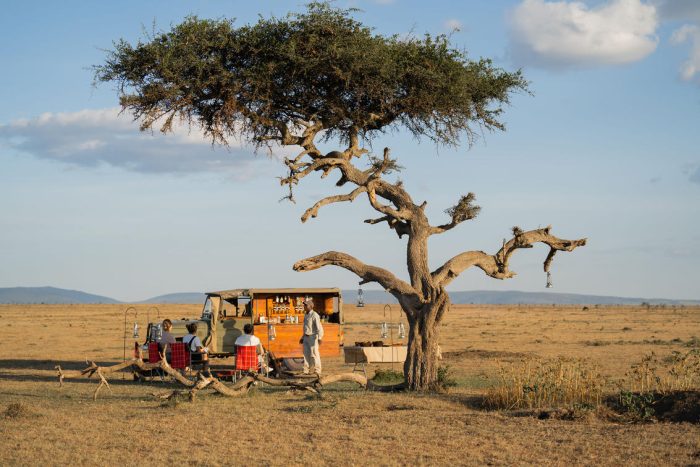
xmin=235 ymin=324 xmax=263 ymax=352
xmin=157 ymin=319 xmax=176 ymax=350
xmin=235 ymin=324 xmax=264 ymax=368
xmin=182 ymin=322 xmax=211 ymax=375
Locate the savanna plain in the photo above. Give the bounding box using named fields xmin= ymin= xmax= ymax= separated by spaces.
xmin=1 ymin=303 xmax=699 ymax=466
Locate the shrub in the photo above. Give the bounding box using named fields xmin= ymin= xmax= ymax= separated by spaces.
xmin=4 ymin=402 xmax=31 ymax=419
xmin=617 ymin=390 xmax=655 ymax=421
xmin=371 ymin=368 xmax=404 ymax=385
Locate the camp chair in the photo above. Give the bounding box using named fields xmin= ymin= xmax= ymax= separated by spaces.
xmin=169 ymin=342 xmax=190 ymax=372
xmin=234 ymin=345 xmax=260 ymax=381
xmin=145 ymin=342 xmax=166 ymax=381
xmin=148 ymin=342 xmax=161 ymax=363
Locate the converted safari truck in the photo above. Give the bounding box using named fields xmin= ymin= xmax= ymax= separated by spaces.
xmin=143 ymin=288 xmax=343 ymax=372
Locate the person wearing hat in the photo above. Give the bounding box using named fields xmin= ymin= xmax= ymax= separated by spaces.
xmin=298 ymin=297 xmax=324 ymax=375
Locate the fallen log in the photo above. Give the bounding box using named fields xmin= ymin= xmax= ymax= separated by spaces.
xmin=55 ymin=351 xmax=402 ymax=401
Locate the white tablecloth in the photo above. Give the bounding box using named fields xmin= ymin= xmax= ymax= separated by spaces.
xmin=344 ymin=345 xmax=407 ymax=363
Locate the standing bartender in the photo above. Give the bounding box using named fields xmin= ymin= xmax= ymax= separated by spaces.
xmin=299 ymin=297 xmax=324 ymax=375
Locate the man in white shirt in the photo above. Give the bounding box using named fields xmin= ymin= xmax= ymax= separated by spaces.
xmin=298 ymin=297 xmax=324 ymax=375
xmin=235 ymin=323 xmax=263 ymax=354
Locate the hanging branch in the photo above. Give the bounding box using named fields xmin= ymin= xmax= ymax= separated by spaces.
xmin=432 ymin=226 xmax=587 ymax=287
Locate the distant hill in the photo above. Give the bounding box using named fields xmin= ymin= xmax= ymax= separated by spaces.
xmin=137 ymin=292 xmax=206 ymax=304
xmin=1 ymin=286 xmax=698 ymax=306
xmin=342 ymin=289 xmax=700 ymax=306
xmin=0 ymin=286 xmax=120 ymax=304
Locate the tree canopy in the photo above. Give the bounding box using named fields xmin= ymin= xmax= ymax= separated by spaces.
xmin=96 ymin=2 xmax=527 ymax=149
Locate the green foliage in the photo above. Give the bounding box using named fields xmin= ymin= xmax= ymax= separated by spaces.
xmin=444 ymin=193 xmax=480 ymax=223
xmin=618 ymin=390 xmax=655 ymax=421
xmin=436 ymin=365 xmax=458 ymax=390
xmin=371 ymin=368 xmax=405 ymax=384
xmin=95 ymin=2 xmax=527 ymax=148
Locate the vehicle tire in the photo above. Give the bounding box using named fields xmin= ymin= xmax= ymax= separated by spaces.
xmin=281 ymin=357 xmax=305 ymax=372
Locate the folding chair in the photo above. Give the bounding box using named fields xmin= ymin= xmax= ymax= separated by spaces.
xmin=148 ymin=342 xmax=161 ymax=364
xmin=146 ymin=342 xmax=166 ymax=381
xmin=169 ymin=342 xmax=190 ymax=373
xmin=234 ymin=345 xmax=259 ymax=381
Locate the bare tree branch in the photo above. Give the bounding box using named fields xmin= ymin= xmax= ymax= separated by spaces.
xmin=301 ymin=186 xmax=368 ymax=222
xmin=293 ymin=251 xmax=419 ymax=303
xmin=364 ymin=216 xmax=410 ymax=238
xmin=366 ymin=181 xmax=412 ymax=222
xmin=432 ymin=226 xmax=587 ymax=287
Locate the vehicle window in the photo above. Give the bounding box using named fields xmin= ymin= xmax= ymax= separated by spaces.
xmin=202 ymin=297 xmax=213 ymax=319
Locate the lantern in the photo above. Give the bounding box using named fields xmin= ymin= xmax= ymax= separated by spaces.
xmin=357 ymin=287 xmax=365 ymax=307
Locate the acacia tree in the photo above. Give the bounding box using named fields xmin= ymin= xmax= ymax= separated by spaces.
xmin=97 ymin=3 xmax=586 ymax=390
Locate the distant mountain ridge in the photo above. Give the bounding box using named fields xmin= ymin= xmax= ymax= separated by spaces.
xmin=136 ymin=292 xmax=206 ymax=304
xmin=344 ymin=289 xmax=700 ymax=306
xmin=0 ymin=286 xmax=698 ymax=306
xmin=0 ymin=286 xmax=120 ymax=304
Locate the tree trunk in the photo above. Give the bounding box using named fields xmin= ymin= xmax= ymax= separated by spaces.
xmin=404 ymin=293 xmax=450 ymax=391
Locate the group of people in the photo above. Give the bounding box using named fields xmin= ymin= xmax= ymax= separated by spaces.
xmin=154 ymin=296 xmax=325 ymax=376
xmin=156 ymin=319 xmax=211 ymax=374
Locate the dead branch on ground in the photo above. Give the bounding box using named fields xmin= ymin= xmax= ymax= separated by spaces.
xmin=55 ymin=355 xmax=381 ymax=401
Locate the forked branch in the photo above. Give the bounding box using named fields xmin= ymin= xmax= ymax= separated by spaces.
xmin=293 ymin=251 xmax=418 ymax=302
xmin=432 ymin=226 xmax=586 ymax=287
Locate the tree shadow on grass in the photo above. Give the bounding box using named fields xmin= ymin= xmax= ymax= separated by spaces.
xmin=0 ymin=358 xmax=124 ymax=371
xmin=437 ymin=392 xmax=489 ymax=411
xmin=0 ymin=358 xmax=175 ymax=388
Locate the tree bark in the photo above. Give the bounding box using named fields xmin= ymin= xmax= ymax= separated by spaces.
xmin=404 ymin=292 xmax=450 ymax=391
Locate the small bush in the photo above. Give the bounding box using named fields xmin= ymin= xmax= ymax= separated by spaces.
xmin=436 ymin=365 xmax=458 ymax=390
xmin=371 ymin=368 xmax=404 ymax=385
xmin=4 ymin=402 xmax=31 ymax=419
xmin=625 ymin=350 xmax=700 ymax=394
xmin=618 ymin=390 xmax=655 ymax=421
xmin=685 ymin=336 xmax=700 ymax=348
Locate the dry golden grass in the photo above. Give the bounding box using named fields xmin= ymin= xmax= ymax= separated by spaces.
xmin=1 ymin=303 xmax=699 ymax=466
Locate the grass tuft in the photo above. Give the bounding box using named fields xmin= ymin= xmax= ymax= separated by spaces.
xmin=4 ymin=402 xmax=31 ymax=419
xmin=485 ymin=357 xmax=606 ymax=410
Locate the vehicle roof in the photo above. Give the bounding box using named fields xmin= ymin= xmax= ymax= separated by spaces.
xmin=207 ymin=288 xmax=341 ymax=300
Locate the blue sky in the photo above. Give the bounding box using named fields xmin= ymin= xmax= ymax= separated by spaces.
xmin=1 ymin=0 xmax=699 ymax=301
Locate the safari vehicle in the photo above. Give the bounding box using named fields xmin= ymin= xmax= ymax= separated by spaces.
xmin=142 ymin=288 xmax=343 ymax=372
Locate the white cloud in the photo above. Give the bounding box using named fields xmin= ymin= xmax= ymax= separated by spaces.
xmin=444 ymin=19 xmax=463 ymax=32
xmin=0 ymin=108 xmax=285 ymax=177
xmin=671 ymin=24 xmax=700 ymax=82
xmin=508 ymin=0 xmax=659 ymax=69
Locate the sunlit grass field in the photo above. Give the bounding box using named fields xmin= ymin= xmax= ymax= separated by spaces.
xmin=1 ymin=303 xmax=699 ymax=465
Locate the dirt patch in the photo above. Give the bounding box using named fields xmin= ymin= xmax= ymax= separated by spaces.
xmin=443 ymin=349 xmax=529 ymax=360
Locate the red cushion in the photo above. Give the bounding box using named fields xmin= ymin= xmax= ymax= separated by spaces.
xmin=148 ymin=342 xmax=161 ymax=363
xmin=235 ymin=345 xmax=258 ymax=371
xmin=170 ymin=343 xmax=190 ymax=369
